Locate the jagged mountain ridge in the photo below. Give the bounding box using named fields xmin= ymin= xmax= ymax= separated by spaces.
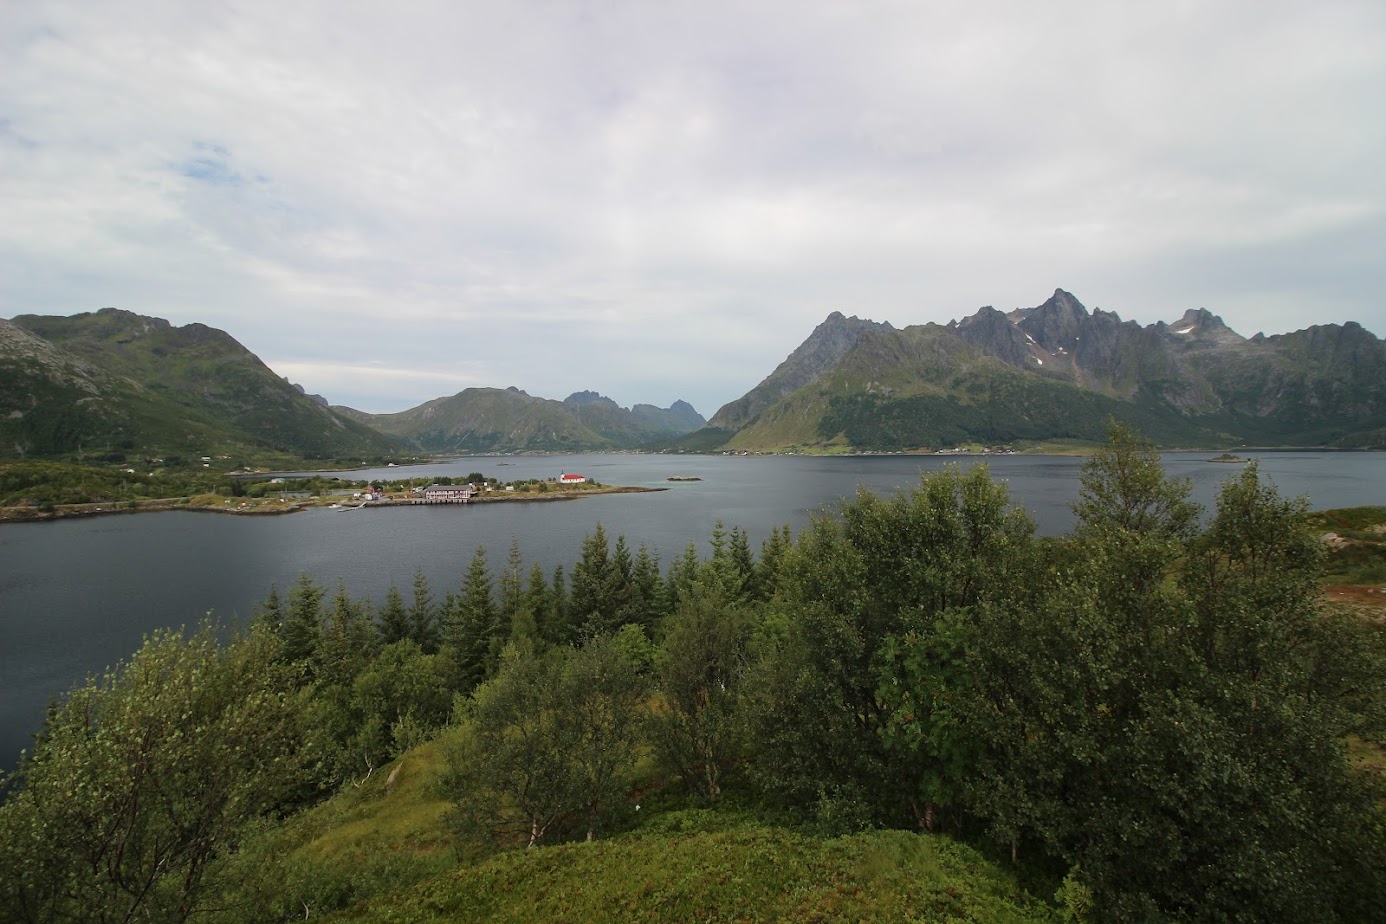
xmin=708 ymin=311 xmax=894 ymax=431
xmin=563 ymin=391 xmax=707 ymax=446
xmin=696 ymin=290 xmax=1386 ymax=451
xmin=0 ymin=308 xmax=407 ymax=461
xmin=341 ymin=388 xmax=706 ymax=453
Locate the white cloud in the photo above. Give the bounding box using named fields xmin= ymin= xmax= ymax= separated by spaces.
xmin=3 ymin=1 xmax=1383 ymax=415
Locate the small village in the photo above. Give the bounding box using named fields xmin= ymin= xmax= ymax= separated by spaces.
xmin=343 ymin=472 xmax=600 ymax=507
xmin=0 ymin=471 xmax=662 ymax=522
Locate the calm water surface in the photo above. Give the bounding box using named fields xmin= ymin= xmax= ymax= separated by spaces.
xmin=2 ymin=451 xmax=1381 ymax=770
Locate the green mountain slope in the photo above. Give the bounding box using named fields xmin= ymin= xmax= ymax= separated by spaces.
xmin=1 ymin=308 xmax=406 ymax=462
xmin=348 ymin=387 xmax=617 ymax=453
xmin=708 ymin=311 xmax=894 ymax=431
xmin=346 ymin=388 xmax=705 ymax=453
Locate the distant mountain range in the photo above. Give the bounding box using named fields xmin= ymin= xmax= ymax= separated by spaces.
xmin=335 ymin=388 xmax=705 ymax=453
xmin=684 ymin=289 xmax=1386 ymax=451
xmin=4 ymin=294 xmax=1381 ymax=464
xmin=0 ymin=308 xmax=706 ymax=462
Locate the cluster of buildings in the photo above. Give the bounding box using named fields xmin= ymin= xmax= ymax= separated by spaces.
xmin=413 ymin=473 xmax=587 ymax=504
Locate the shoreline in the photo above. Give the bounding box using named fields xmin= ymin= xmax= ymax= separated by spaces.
xmin=0 ymin=485 xmax=664 ymax=524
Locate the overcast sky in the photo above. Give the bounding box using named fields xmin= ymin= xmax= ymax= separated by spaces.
xmin=3 ymin=1 xmax=1383 ymax=415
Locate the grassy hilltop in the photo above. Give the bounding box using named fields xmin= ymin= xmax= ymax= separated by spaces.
xmin=219 ymin=737 xmax=1058 ymax=924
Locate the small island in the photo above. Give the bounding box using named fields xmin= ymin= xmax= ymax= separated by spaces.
xmin=1208 ymin=452 xmax=1250 ymax=463
xmin=666 ymin=475 xmax=702 ymax=481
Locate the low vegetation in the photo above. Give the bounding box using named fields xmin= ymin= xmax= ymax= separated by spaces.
xmin=0 ymin=463 xmax=619 ymax=519
xmin=1309 ymin=505 xmax=1386 ymax=585
xmin=2 ymin=424 xmax=1383 ymax=923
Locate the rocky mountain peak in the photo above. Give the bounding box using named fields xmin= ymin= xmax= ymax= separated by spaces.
xmin=1162 ymin=308 xmax=1244 ymax=348
xmin=1015 ymin=289 xmax=1090 ymax=353
xmin=707 ymin=310 xmax=894 ymax=430
xmin=668 ymin=399 xmax=704 ymax=422
xmin=953 ymin=305 xmax=1037 ymax=369
xmin=564 ymin=390 xmax=616 ymax=407
xmin=1169 ymin=308 xmax=1228 ymax=334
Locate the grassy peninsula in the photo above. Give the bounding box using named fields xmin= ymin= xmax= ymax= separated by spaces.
xmin=0 ymin=460 xmax=654 ymax=522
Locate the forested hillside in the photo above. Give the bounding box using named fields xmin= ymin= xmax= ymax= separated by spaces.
xmin=2 ymin=426 xmax=1382 ymax=923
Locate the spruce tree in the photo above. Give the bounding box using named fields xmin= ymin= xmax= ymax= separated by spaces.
xmin=319 ymin=581 xmax=375 ymax=689
xmin=281 ymin=573 xmax=325 ymax=672
xmin=757 ymin=525 xmax=792 ymax=601
xmin=442 ymin=547 xmax=497 ymax=693
xmin=666 ymin=541 xmax=701 ymax=608
xmin=377 ymin=584 xmax=411 ymax=646
xmin=631 ymin=543 xmax=666 ymax=634
xmin=408 ymin=568 xmax=439 ymax=653
xmin=251 ymin=582 xmax=283 ymax=635
xmin=523 ymin=562 xmax=555 ymax=646
xmin=549 ymin=564 xmax=571 ymax=645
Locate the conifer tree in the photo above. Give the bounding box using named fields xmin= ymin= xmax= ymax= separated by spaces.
xmin=319 ymin=581 xmax=375 ymax=689
xmin=408 ymin=568 xmax=439 ymax=653
xmin=523 ymin=562 xmax=556 ymax=646
xmin=280 ymin=573 xmax=325 ymax=672
xmin=757 ymin=525 xmax=793 ymax=600
xmin=666 ymin=540 xmax=701 ymax=608
xmin=631 ymin=543 xmax=666 ymax=633
xmin=377 ymin=584 xmax=411 ymax=646
xmin=498 ymin=538 xmax=537 ymax=649
xmin=572 ymin=524 xmax=634 ymax=637
xmin=251 ymin=582 xmax=283 ymax=635
xmin=442 ymin=547 xmax=498 ymax=693
xmin=550 ymin=564 xmax=571 ymax=645
xmin=710 ymin=522 xmax=756 ymax=600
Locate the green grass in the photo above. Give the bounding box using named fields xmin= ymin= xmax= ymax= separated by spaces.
xmin=207 ymin=726 xmax=1060 ymax=924
xmin=213 ymin=736 xmax=457 ymax=921
xmin=1309 ymin=506 xmax=1386 ymax=533
xmin=328 ymin=811 xmax=1058 ymax=923
xmin=1309 ymin=507 xmax=1386 ymax=584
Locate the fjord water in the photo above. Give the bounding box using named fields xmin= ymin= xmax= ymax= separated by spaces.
xmin=2 ymin=451 xmax=1382 ymax=771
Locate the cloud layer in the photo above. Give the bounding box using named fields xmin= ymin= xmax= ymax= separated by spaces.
xmin=3 ymin=1 xmax=1383 ymax=414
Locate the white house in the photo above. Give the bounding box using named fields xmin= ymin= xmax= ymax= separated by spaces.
xmin=559 ymin=473 xmax=587 ymax=484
